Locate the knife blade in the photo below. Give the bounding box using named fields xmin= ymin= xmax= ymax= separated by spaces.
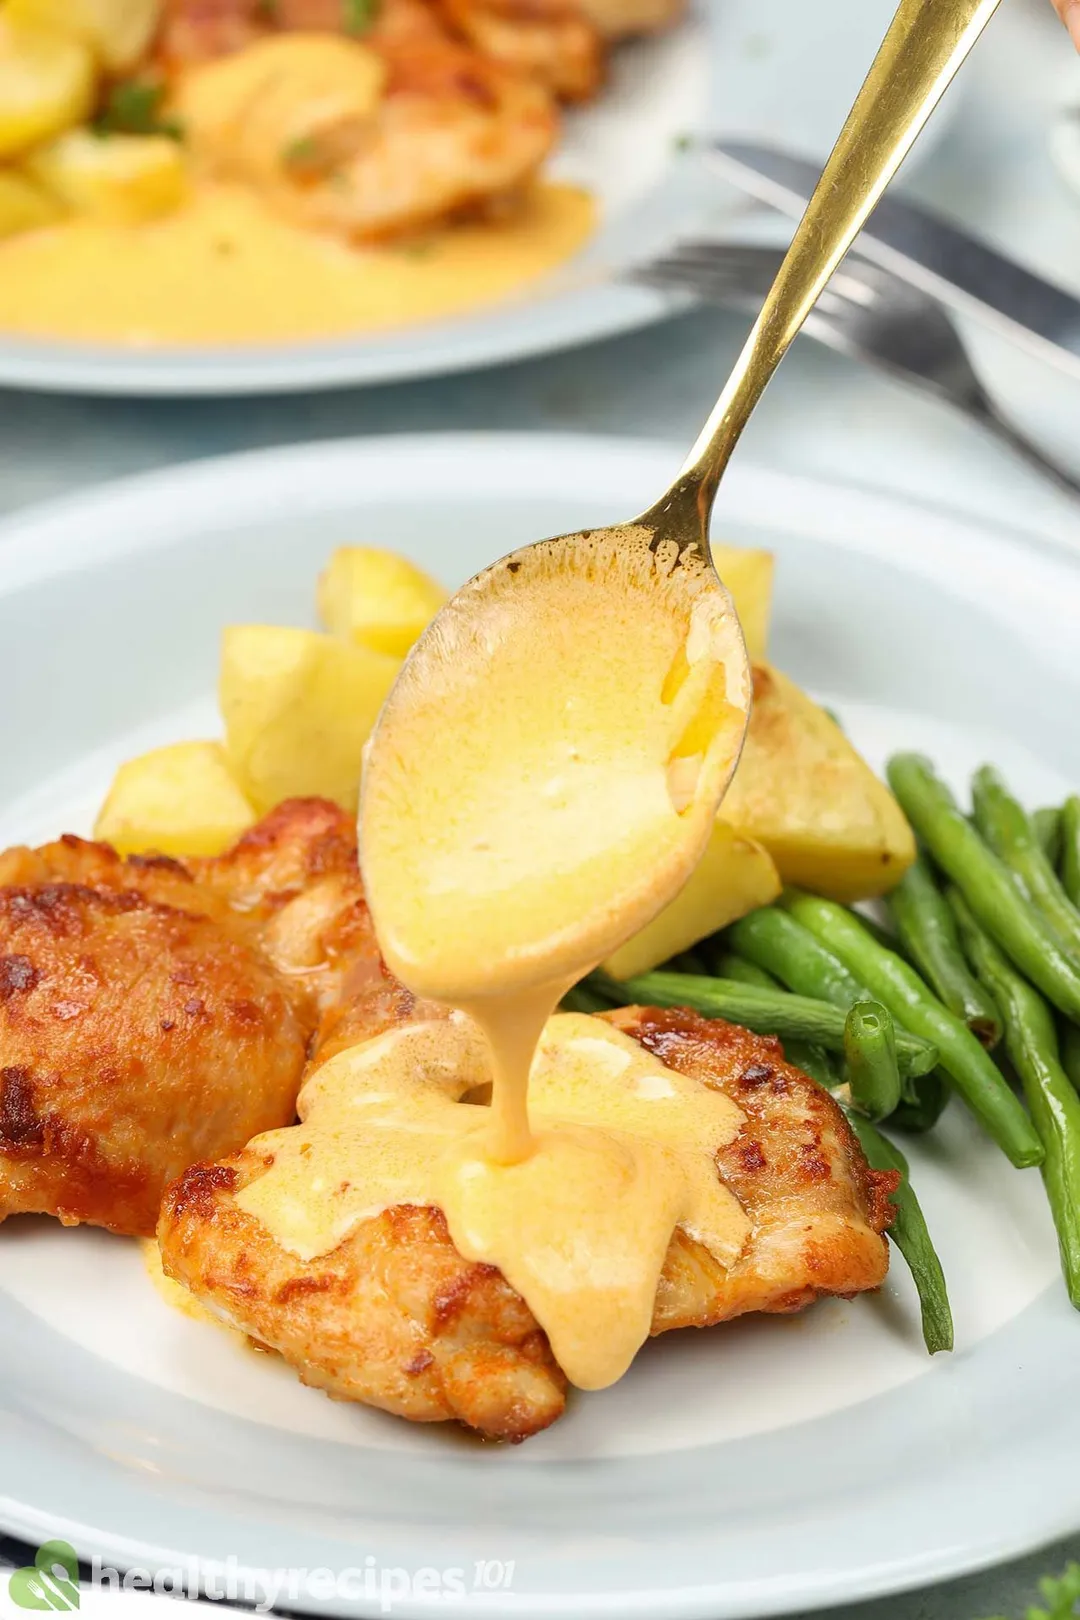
xmin=707 ymin=139 xmax=1080 ymax=382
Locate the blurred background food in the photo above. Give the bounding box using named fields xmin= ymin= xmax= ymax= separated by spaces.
xmin=0 ymin=0 xmax=690 ymax=342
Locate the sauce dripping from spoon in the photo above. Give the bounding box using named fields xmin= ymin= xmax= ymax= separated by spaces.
xmin=359 ymin=525 xmax=750 ymax=1169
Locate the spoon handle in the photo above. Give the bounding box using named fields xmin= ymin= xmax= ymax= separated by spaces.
xmin=669 ymin=0 xmax=1001 ymax=524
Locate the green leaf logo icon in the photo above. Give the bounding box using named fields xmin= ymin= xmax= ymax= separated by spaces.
xmin=8 ymin=1541 xmax=80 ymax=1610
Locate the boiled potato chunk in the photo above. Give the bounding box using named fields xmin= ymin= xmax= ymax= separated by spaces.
xmin=5 ymin=0 xmax=162 ymax=72
xmin=720 ymin=664 xmax=915 ymax=901
xmin=26 ymin=129 xmax=187 ymax=223
xmin=94 ymin=741 xmax=257 ymax=858
xmin=317 ymin=546 xmax=448 ymax=658
xmin=220 ymin=625 xmax=400 ymax=815
xmin=0 ymin=20 xmax=96 ymax=159
xmin=0 ymin=168 xmax=62 ymax=236
xmin=603 ymin=821 xmax=781 ymax=980
xmin=711 ymin=543 xmax=774 ymax=660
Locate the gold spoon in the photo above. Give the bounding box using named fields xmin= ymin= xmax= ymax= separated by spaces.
xmin=360 ymin=0 xmax=1003 ymax=1157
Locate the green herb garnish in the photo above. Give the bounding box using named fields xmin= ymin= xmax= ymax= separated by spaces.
xmin=983 ymin=1563 xmax=1080 ymax=1620
xmin=342 ymin=0 xmax=379 ymax=33
xmin=93 ymin=82 xmax=183 ymax=140
xmin=281 ymin=135 xmax=321 ymax=170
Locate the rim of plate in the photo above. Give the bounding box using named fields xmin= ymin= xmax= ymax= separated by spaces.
xmin=0 ymin=279 xmax=675 ymax=399
xmin=1 ymin=428 xmax=1077 ymax=590
xmin=1 ymin=432 xmax=1079 ymax=1620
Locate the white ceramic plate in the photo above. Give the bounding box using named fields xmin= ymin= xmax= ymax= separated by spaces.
xmin=1 ymin=433 xmax=1078 ymax=1619
xmin=0 ymin=0 xmax=952 ymax=397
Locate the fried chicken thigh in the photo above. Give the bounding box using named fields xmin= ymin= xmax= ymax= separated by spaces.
xmin=0 ymin=799 xmax=370 ymax=1236
xmin=160 ymin=0 xmax=560 ymax=239
xmin=159 ymin=979 xmax=896 ymax=1441
xmin=576 ymin=0 xmax=684 ymax=39
xmin=430 ymin=0 xmax=602 ymax=101
xmin=159 ymin=0 xmax=602 ymax=102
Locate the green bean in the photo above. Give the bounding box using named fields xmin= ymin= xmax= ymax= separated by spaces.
xmin=709 ymin=951 xmax=779 ymax=989
xmin=844 ymin=1112 xmax=954 ymax=1354
xmin=949 ymin=889 xmax=1080 ymax=1309
xmin=1061 ymin=1022 xmax=1080 ymax=1095
xmin=784 ymin=1040 xmax=840 ymax=1091
xmin=561 ymin=982 xmax=613 ymax=1014
xmin=1062 ymin=797 xmax=1080 ymax=910
xmin=887 ymin=754 xmax=1080 ymax=1024
xmin=1034 ymin=806 xmax=1063 ymax=867
xmin=972 ymin=765 xmax=1080 ymax=966
xmin=889 ymin=1070 xmax=951 ymax=1135
xmin=843 ymin=1001 xmax=902 ymax=1121
xmin=782 ymin=889 xmax=1043 ymax=1169
xmin=727 ymin=907 xmax=869 ymax=1008
xmin=887 ymin=852 xmax=1002 ymax=1047
xmin=590 ymin=971 xmax=938 ymax=1075
xmin=710 ymin=972 xmax=841 ymax=1085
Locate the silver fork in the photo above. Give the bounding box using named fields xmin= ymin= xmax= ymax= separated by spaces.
xmin=630 ymin=242 xmax=1080 ymax=500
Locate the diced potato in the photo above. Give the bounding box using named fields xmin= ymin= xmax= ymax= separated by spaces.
xmin=317 ymin=546 xmax=447 ymax=658
xmin=711 ymin=542 xmax=774 ymax=660
xmin=25 ymin=129 xmax=187 ymax=224
xmin=5 ymin=0 xmax=162 ymax=73
xmin=602 ymin=821 xmax=781 ymax=980
xmin=220 ymin=625 xmax=400 ymax=815
xmin=719 ymin=663 xmax=915 ymax=901
xmin=0 ymin=168 xmax=62 ymax=237
xmin=0 ymin=20 xmax=96 ymax=160
xmin=93 ymin=740 xmax=257 ymax=858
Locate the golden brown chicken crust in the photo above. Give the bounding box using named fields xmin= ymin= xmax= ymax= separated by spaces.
xmin=576 ymin=0 xmax=684 ymax=38
xmin=608 ymin=1007 xmax=898 ymax=1330
xmin=430 ymin=0 xmax=602 ymax=101
xmin=158 ymin=0 xmax=601 ymax=102
xmin=189 ymin=797 xmax=377 ymax=1025
xmin=159 ymin=991 xmax=896 ymax=1440
xmin=0 ymin=800 xmax=376 ymax=1237
xmin=234 ymin=43 xmax=558 ymax=242
xmin=156 ymin=0 xmax=445 ymax=66
xmin=163 ymin=1163 xmax=566 ymax=1440
xmin=161 ymin=0 xmax=560 ymax=240
xmin=0 ymin=882 xmax=306 ymax=1235
xmin=1 ymin=800 xmax=374 ymax=1025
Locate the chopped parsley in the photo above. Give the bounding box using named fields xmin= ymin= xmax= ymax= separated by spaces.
xmin=342 ymin=0 xmax=379 ymax=33
xmin=93 ymin=81 xmax=183 ymax=140
xmin=983 ymin=1564 xmax=1080 ymax=1620
xmin=281 ymin=135 xmax=322 ymax=170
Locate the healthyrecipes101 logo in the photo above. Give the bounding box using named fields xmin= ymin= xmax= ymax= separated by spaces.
xmin=6 ymin=1538 xmax=518 ymax=1613
xmin=8 ymin=1541 xmax=81 ymax=1611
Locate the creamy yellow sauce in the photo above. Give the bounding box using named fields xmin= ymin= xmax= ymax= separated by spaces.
xmin=236 ymin=1015 xmax=749 ymax=1390
xmin=232 ymin=526 xmax=750 ymax=1394
xmin=140 ymin=1238 xmax=257 ymax=1349
xmin=0 ymin=181 xmax=594 ymax=346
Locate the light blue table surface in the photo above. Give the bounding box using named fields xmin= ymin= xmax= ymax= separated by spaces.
xmin=1 ymin=3 xmax=1079 ymax=1617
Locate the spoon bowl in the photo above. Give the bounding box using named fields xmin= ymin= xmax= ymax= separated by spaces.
xmin=360 ymin=519 xmax=750 ymax=1005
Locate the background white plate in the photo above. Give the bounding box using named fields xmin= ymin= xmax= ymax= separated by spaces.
xmin=0 ymin=0 xmax=952 ymax=397
xmin=0 ymin=433 xmax=1078 ymax=1619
